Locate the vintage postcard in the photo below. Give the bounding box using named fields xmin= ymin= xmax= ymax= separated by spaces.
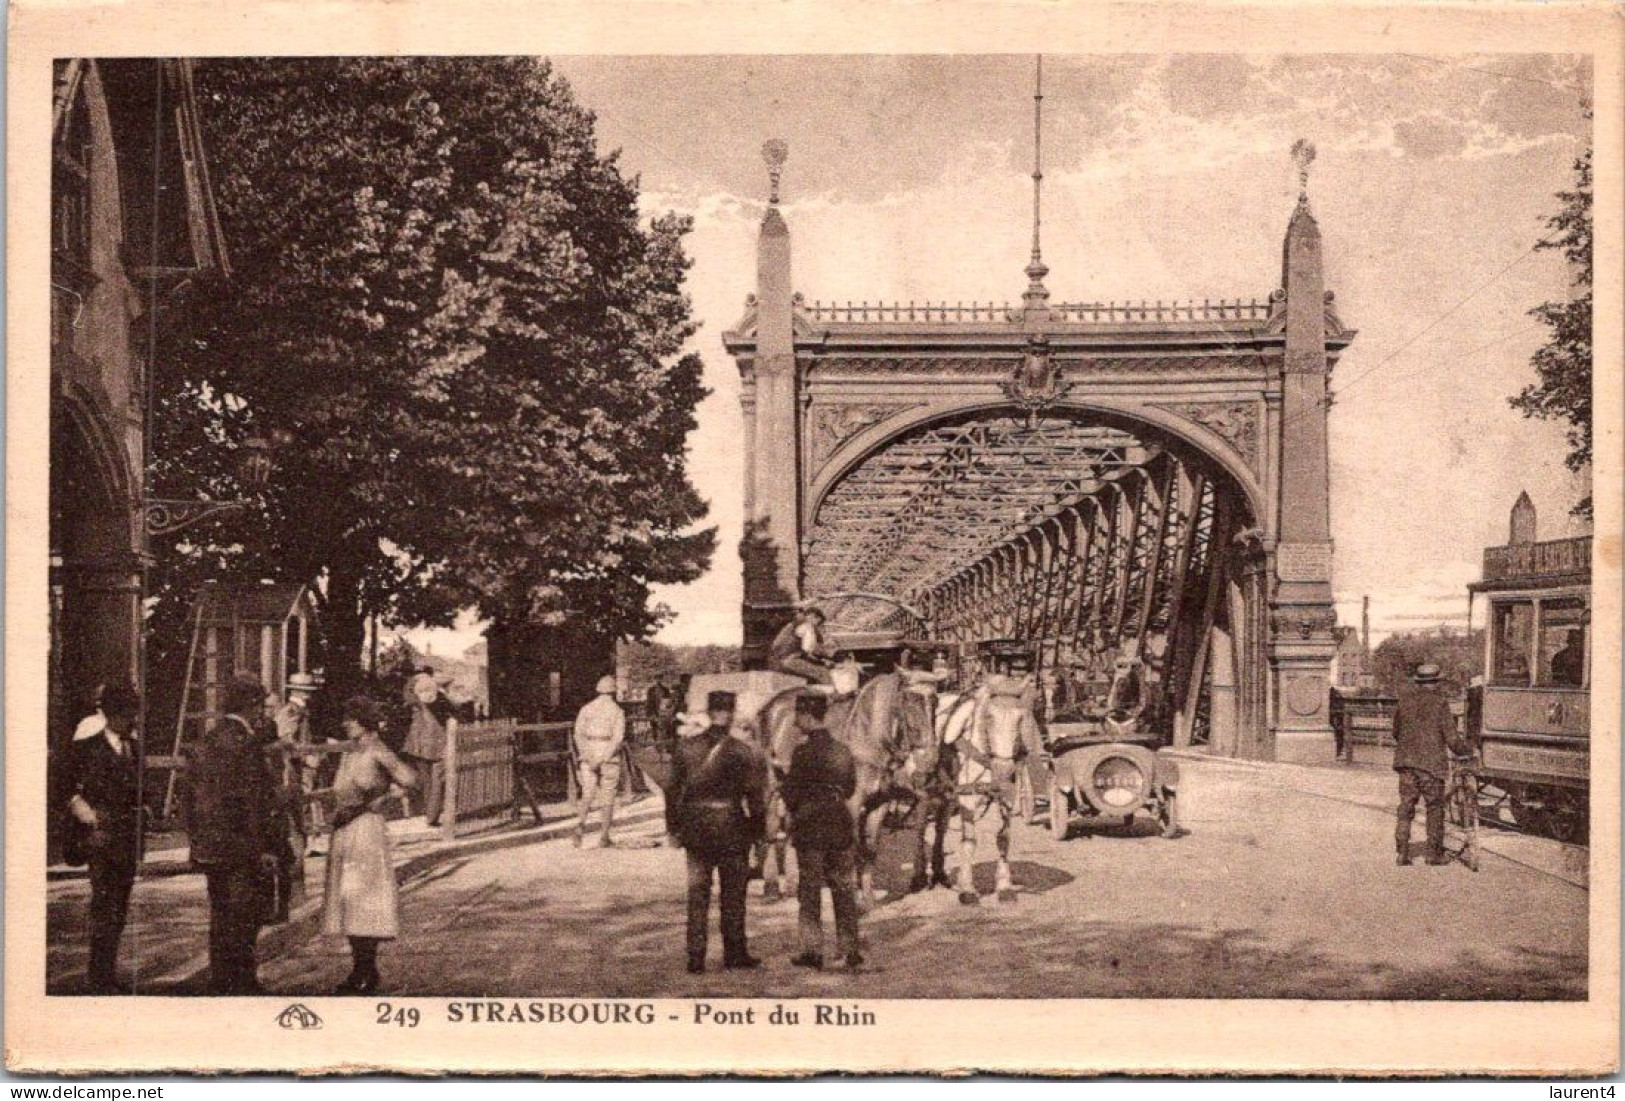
xmin=6 ymin=0 xmax=1621 ymax=1078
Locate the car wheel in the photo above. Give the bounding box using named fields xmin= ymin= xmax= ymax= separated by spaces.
xmin=1048 ymin=777 xmax=1069 ymax=840
xmin=1159 ymin=790 xmax=1180 ymax=839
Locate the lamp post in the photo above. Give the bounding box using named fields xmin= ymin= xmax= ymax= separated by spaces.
xmin=141 ymin=433 xmax=278 ymax=536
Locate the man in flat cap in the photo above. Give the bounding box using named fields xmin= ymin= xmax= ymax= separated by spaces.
xmin=667 ymin=690 xmax=767 ymax=973
xmin=1392 ymin=662 xmax=1469 ymax=866
xmin=784 ymin=693 xmax=862 ymax=971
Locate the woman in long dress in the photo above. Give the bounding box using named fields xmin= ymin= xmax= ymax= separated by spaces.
xmin=323 ymin=696 xmax=417 ymax=994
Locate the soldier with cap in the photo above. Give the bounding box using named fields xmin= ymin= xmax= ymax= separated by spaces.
xmin=1392 ymin=662 xmax=1469 ymax=866
xmin=783 ymin=693 xmax=863 ymax=971
xmin=666 ymin=690 xmax=767 ymax=973
xmin=572 ymin=675 xmax=626 ymax=848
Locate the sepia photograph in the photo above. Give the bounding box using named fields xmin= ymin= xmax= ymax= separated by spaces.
xmin=7 ymin=0 xmax=1620 ymax=1078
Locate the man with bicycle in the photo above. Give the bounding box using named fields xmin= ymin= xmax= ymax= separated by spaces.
xmin=1392 ymin=662 xmax=1469 ymax=866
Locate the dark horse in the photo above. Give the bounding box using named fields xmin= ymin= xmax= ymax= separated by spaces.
xmin=855 ymin=680 xmax=960 ymax=898
xmin=757 ymin=673 xmax=956 ymax=906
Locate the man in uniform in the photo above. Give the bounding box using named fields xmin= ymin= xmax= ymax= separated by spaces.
xmin=770 ymin=605 xmax=834 ymax=685
xmin=572 ymin=675 xmax=626 ymax=848
xmin=667 ymin=690 xmax=767 ymax=973
xmin=1392 ymin=662 xmax=1469 ymax=866
xmin=783 ymin=694 xmax=862 ymax=971
xmin=183 ymin=676 xmax=287 ymax=994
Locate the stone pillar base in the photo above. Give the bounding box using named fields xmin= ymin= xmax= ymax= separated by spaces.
xmin=1274 ymin=727 xmax=1337 ymax=766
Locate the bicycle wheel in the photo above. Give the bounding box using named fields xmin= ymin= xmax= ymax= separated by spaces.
xmin=1454 ymin=769 xmax=1481 ymax=872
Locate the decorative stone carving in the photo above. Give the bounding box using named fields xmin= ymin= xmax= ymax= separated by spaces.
xmin=1001 ymin=335 xmax=1069 ymax=426
xmin=1155 ymin=400 xmax=1261 ymax=470
xmin=1270 ymin=606 xmax=1338 ymax=640
xmin=808 ymin=403 xmax=916 ymax=470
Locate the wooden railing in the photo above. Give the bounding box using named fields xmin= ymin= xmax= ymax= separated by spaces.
xmin=144 ymin=707 xmax=659 ymax=846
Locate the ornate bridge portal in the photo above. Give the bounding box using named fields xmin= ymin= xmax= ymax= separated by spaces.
xmin=723 ymin=136 xmax=1355 ymax=762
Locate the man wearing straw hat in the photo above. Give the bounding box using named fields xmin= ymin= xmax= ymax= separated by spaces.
xmin=1392 ymin=662 xmax=1468 ymax=866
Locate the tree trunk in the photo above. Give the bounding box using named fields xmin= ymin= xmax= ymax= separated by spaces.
xmin=323 ymin=557 xmax=367 ymax=694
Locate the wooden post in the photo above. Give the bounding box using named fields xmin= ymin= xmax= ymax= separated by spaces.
xmin=442 ymin=719 xmax=460 ymax=841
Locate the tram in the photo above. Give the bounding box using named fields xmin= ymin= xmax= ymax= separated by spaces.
xmin=1468 ymin=503 xmax=1591 ymax=842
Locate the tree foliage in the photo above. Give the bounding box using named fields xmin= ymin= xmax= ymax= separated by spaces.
xmin=1511 ymin=136 xmax=1592 ymax=519
xmin=1370 ymin=628 xmax=1483 ymax=699
xmin=151 ymin=58 xmax=714 ymax=691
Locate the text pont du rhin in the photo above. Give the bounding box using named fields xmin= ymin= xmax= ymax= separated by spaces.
xmin=442 ymin=1001 xmax=877 ymax=1027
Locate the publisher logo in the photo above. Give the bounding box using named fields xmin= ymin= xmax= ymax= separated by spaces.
xmin=277 ymin=1003 xmax=324 ymax=1030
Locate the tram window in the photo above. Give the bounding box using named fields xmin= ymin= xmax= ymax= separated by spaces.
xmin=1538 ymin=598 xmax=1588 ymax=688
xmin=1491 ymin=601 xmax=1533 ymax=686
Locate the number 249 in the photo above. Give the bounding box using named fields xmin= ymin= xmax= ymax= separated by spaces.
xmin=376 ymin=1003 xmax=420 ymax=1027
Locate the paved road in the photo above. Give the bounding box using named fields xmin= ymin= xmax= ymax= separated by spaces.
xmin=241 ymin=756 xmax=1586 ymax=1000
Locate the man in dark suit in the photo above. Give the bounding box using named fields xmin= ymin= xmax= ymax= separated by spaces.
xmin=783 ymin=694 xmax=863 ymax=971
xmin=64 ymin=682 xmax=144 ymax=994
xmin=182 ymin=676 xmax=286 ymax=994
xmin=1392 ymin=663 xmax=1469 ymax=866
xmin=666 ymin=690 xmax=766 ymax=974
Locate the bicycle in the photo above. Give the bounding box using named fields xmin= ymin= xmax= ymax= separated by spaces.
xmin=1443 ymin=753 xmax=1481 ymax=872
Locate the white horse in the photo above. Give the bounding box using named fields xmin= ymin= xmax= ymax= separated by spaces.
xmin=941 ymin=680 xmax=1039 ymax=905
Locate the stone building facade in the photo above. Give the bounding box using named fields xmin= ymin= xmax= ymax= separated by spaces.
xmin=49 ymin=60 xmax=227 ymax=755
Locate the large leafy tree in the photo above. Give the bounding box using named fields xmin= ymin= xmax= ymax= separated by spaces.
xmin=151 ymin=58 xmax=713 ymax=700
xmin=1511 ymin=136 xmax=1592 ymax=519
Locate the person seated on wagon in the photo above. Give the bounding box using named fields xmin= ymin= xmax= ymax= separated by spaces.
xmin=771 ymin=605 xmax=835 ymax=686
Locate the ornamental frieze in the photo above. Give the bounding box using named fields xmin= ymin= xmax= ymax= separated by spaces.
xmin=806 ymin=354 xmax=1268 ymax=378
xmin=1153 ymin=400 xmax=1261 ymax=471
xmin=808 ymin=402 xmax=919 ymax=471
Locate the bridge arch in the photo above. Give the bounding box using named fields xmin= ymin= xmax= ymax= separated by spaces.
xmin=725 ymin=147 xmax=1351 ymax=762
xmin=806 ymin=397 xmax=1267 ymax=535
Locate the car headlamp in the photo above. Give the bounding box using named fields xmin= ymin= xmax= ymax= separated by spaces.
xmin=1092 ymin=756 xmax=1146 ymax=809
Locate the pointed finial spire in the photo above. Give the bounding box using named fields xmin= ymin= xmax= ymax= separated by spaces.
xmin=1023 ymin=55 xmax=1050 ymax=316
xmin=1290 ymin=138 xmax=1317 ymax=206
xmin=762 ymin=138 xmax=789 ymax=205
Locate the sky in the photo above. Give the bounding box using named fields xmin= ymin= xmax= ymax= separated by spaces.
xmin=408 ymin=53 xmax=1592 ymax=658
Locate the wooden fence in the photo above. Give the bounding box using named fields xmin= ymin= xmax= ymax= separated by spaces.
xmin=144 ymin=702 xmax=660 ymax=845
xmin=443 ymin=719 xmax=518 ymax=840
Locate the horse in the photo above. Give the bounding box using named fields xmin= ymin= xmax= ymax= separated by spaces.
xmin=942 ymin=678 xmax=1038 ymax=905
xmin=855 ymin=685 xmax=960 ymax=896
xmin=752 ymin=672 xmax=915 ymax=908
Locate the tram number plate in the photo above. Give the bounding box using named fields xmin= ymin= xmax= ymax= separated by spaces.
xmin=1277 ymin=543 xmax=1333 ymax=582
xmin=1482 ymin=743 xmax=1587 ymax=780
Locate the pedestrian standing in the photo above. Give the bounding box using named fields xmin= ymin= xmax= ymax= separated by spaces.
xmin=1392 ymin=662 xmax=1469 ymax=866
xmin=322 ymin=696 xmax=418 ymax=994
xmin=572 ymin=675 xmax=626 ymax=848
xmin=401 ymin=671 xmax=455 ymax=828
xmin=645 ymin=673 xmax=679 ymax=747
xmin=667 ymin=691 xmax=766 ymax=974
xmin=64 ymin=682 xmax=144 ymax=994
xmin=783 ymin=694 xmax=862 ymax=971
xmin=182 ymin=676 xmax=286 ymax=995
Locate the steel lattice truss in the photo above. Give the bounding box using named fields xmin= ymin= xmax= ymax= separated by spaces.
xmin=805 ymin=415 xmax=1152 ymax=612
xmin=806 ymin=410 xmax=1243 ymax=731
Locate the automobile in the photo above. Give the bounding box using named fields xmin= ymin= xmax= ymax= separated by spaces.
xmin=1042 ymin=647 xmax=1181 ymax=840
